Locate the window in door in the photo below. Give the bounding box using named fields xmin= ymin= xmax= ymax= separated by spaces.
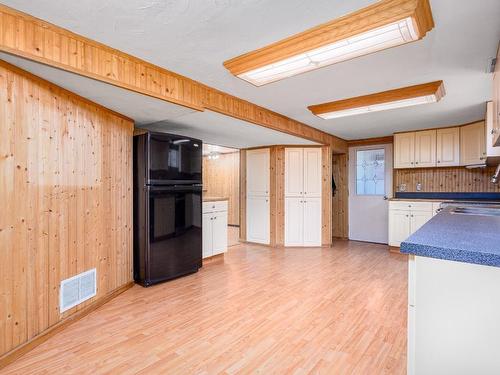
xmin=356 ymin=148 xmax=385 ymax=195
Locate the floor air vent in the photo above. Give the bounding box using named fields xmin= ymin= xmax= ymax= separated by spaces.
xmin=60 ymin=268 xmax=97 ymax=313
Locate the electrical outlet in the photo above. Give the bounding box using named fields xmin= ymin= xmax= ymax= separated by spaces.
xmin=416 ymin=183 xmax=422 ymax=191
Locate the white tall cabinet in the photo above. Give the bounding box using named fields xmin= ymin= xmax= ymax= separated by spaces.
xmin=284 ymin=148 xmax=322 ymax=247
xmin=246 ymin=148 xmax=270 ymax=244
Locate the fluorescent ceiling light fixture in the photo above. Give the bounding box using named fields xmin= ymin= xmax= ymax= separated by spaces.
xmin=308 ymin=81 xmax=445 ymax=119
xmin=223 ymin=0 xmax=434 ymax=86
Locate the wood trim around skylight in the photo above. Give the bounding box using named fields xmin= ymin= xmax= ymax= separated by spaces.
xmin=223 ymin=0 xmax=434 ymax=85
xmin=308 ymin=81 xmax=445 ymax=118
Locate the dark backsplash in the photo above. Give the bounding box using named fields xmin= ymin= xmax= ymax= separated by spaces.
xmin=394 ymin=192 xmax=500 ymax=201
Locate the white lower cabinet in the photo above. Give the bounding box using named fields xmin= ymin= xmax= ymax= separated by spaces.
xmin=202 ymin=201 xmax=228 ymax=259
xmin=388 ymin=201 xmax=434 ymax=247
xmin=284 ymin=197 xmax=321 ymax=246
xmin=247 ymin=196 xmax=270 ymax=244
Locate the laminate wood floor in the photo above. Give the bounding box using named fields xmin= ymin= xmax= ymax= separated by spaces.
xmin=1 ymin=241 xmax=408 ymax=375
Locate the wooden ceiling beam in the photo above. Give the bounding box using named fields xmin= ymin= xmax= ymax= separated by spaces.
xmin=0 ymin=4 xmax=347 ymax=153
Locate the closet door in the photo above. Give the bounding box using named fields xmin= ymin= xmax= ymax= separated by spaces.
xmin=284 ymin=148 xmax=304 ymax=197
xmin=303 ymin=198 xmax=322 ymax=246
xmin=247 ymin=196 xmax=270 ymax=244
xmin=303 ymin=148 xmax=322 ymax=197
xmin=284 ymin=197 xmax=304 ymax=246
xmin=247 ymin=148 xmax=270 ymax=196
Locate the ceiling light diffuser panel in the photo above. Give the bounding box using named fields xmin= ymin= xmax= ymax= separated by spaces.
xmin=307 ymin=81 xmax=445 ymax=119
xmin=224 ymin=0 xmax=434 ymax=86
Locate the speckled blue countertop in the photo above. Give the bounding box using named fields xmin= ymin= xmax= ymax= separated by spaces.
xmin=400 ymin=207 xmax=500 ymax=267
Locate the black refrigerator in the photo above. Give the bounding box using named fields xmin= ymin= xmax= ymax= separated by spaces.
xmin=133 ymin=131 xmax=203 ymax=287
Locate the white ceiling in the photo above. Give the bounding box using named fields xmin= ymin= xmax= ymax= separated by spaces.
xmin=3 ymin=0 xmax=500 ymax=139
xmin=0 ymin=52 xmax=316 ymax=148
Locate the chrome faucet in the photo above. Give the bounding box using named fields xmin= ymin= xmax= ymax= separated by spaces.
xmin=491 ymin=164 xmax=500 ymax=184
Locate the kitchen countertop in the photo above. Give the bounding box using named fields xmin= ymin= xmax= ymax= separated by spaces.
xmin=400 ymin=206 xmax=500 ymax=267
xmin=203 ymin=196 xmax=229 ymax=202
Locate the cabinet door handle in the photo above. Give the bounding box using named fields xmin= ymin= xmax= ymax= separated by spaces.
xmin=437 ymin=160 xmax=441 ymax=163
xmin=406 ymin=215 xmax=409 ymax=217
xmin=415 ymin=161 xmax=419 ymax=164
xmin=411 ymin=215 xmax=414 ymax=217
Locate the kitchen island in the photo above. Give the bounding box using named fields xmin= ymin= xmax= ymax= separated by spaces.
xmin=400 ymin=205 xmax=500 ymax=375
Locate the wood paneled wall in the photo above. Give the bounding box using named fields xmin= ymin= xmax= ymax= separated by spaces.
xmin=0 ymin=60 xmax=133 ymax=360
xmin=332 ymin=154 xmax=349 ymax=239
xmin=0 ymin=4 xmax=347 ymax=152
xmin=394 ymin=166 xmax=500 ymax=192
xmin=203 ymin=153 xmax=240 ymax=226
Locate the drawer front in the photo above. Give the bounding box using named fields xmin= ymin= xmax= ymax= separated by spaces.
xmin=389 ymin=200 xmax=433 ymax=212
xmin=203 ymin=200 xmax=228 ymax=213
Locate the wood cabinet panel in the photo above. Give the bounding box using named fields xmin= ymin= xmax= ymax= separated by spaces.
xmin=303 ymin=198 xmax=322 ymax=246
xmin=460 ymin=122 xmax=486 ymax=166
xmin=394 ymin=132 xmax=415 ymax=169
xmin=436 ymin=127 xmax=460 ymax=166
xmin=414 ymin=130 xmax=436 ymax=167
xmin=0 ymin=60 xmax=133 ymax=358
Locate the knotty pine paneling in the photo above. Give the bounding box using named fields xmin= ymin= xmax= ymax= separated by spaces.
xmin=0 ymin=4 xmax=347 ymax=152
xmin=203 ymin=152 xmax=240 ymax=226
xmin=0 ymin=60 xmax=133 ymax=359
xmin=394 ymin=166 xmax=500 ymax=192
xmin=332 ymin=154 xmax=349 ymax=239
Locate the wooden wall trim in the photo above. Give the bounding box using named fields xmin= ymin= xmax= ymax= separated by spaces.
xmin=347 ymin=136 xmax=394 ymax=147
xmin=239 ymin=150 xmax=247 ymax=241
xmin=332 ymin=154 xmax=349 ymax=239
xmin=0 ymin=4 xmax=347 ymax=152
xmin=0 ymin=282 xmax=134 ymax=370
xmin=321 ymin=146 xmax=333 ymax=246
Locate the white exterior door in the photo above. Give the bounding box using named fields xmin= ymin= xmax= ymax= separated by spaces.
xmin=212 ymin=212 xmax=228 ymax=255
xmin=202 ymin=213 xmax=213 ymax=258
xmin=303 ymin=148 xmax=322 ymax=197
xmin=247 ymin=196 xmax=270 ymax=244
xmin=285 ymin=148 xmax=303 ymax=197
xmin=284 ymin=197 xmax=304 ymax=246
xmin=247 ymin=149 xmax=270 ymax=196
xmin=349 ymin=144 xmax=393 ymax=244
xmin=303 ymin=198 xmax=321 ymax=246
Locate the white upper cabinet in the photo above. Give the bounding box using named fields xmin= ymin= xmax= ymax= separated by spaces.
xmin=284 ymin=148 xmax=304 ymax=196
xmin=460 ymin=122 xmax=486 ymax=166
xmin=436 ymin=127 xmax=460 ymax=166
xmin=486 ymin=101 xmax=500 ymax=157
xmin=394 ymin=132 xmax=415 ymax=169
xmin=247 ymin=148 xmax=270 ymax=196
xmin=303 ymin=148 xmax=322 ymax=197
xmin=414 ymin=130 xmax=436 ymax=168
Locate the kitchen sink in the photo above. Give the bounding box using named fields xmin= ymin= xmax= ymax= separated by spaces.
xmin=450 ymin=206 xmax=500 ymax=217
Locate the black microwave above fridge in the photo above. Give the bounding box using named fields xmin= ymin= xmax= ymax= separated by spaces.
xmin=135 ymin=132 xmax=202 ymax=186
